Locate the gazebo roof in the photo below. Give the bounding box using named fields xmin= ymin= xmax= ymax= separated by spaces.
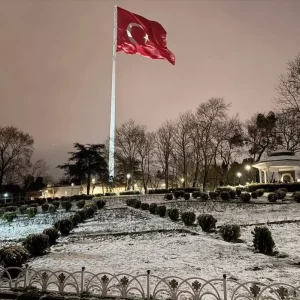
xmin=252 ymin=150 xmax=300 ymax=169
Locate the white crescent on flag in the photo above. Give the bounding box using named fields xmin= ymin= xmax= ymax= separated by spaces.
xmin=126 ymin=23 xmax=149 ymax=45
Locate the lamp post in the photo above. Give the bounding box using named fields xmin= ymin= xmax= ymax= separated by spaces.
xmin=126 ymin=174 xmax=131 ymax=190
xmin=92 ymin=178 xmax=96 ymax=195
xmin=245 ymin=165 xmax=251 ymax=182
xmin=236 ymin=172 xmax=242 ymax=185
xmin=181 ymin=178 xmax=184 ymax=188
xmin=71 ymin=183 xmax=74 ymax=196
xmin=4 ymin=193 xmax=8 ymax=204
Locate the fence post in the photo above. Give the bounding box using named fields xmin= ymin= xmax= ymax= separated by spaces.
xmin=24 ymin=264 xmax=29 ymax=288
xmin=81 ymin=267 xmax=85 ymax=294
xmin=147 ymin=270 xmax=151 ymax=300
xmin=223 ymin=274 xmax=227 ymax=300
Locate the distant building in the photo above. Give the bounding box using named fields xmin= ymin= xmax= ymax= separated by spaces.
xmin=41 ymin=183 xmax=127 ymax=198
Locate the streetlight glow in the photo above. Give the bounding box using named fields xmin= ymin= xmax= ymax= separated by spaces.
xmin=92 ymin=178 xmax=96 ymax=184
xmin=245 ymin=165 xmax=251 ymax=171
xmin=4 ymin=193 xmax=8 ymax=197
xmin=126 ymin=174 xmax=131 ymax=179
xmin=181 ymin=178 xmax=184 ymax=183
xmin=71 ymin=183 xmax=74 ymax=187
xmin=237 ymin=172 xmax=242 ymax=178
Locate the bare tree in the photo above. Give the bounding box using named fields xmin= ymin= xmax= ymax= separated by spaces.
xmin=23 ymin=160 xmax=48 ymax=191
xmin=171 ymin=112 xmax=193 ymax=187
xmin=194 ymin=98 xmax=230 ymax=191
xmin=155 ymin=120 xmax=174 ymax=189
xmin=115 ymin=120 xmax=145 ymax=187
xmin=137 ymin=132 xmax=155 ymax=193
xmin=276 ymin=110 xmax=300 ymax=153
xmin=0 ymin=126 xmax=34 ymax=190
xmin=275 ymin=54 xmax=300 ymax=112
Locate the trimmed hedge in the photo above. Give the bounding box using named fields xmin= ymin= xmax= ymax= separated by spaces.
xmin=248 ymin=183 xmax=300 ymax=193
xmin=76 ymin=200 xmax=85 ymax=209
xmin=23 ymin=233 xmax=49 ymax=256
xmin=220 ymin=224 xmax=241 ymax=242
xmin=197 ymin=214 xmax=217 ymax=232
xmin=0 ymin=245 xmax=28 ymax=268
xmin=156 ymin=205 xmax=166 ymax=217
xmin=149 ymin=203 xmax=157 ymax=214
xmin=43 ymin=228 xmax=59 ymax=246
xmin=168 ymin=208 xmax=179 ymax=221
xmin=252 ymin=226 xmax=275 ymax=255
xmin=141 ymin=203 xmax=150 ymax=210
xmin=181 ymin=212 xmax=196 ymax=226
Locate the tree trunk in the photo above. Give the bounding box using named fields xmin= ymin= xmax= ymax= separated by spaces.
xmin=192 ymin=161 xmax=199 ymax=187
xmin=165 ymin=161 xmax=169 ymax=189
xmin=87 ymin=173 xmax=91 ymax=195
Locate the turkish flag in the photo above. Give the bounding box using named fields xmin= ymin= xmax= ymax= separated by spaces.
xmin=117 ymin=7 xmax=175 ymax=65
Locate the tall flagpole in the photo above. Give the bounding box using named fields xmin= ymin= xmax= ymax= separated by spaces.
xmin=108 ymin=5 xmax=117 ymax=185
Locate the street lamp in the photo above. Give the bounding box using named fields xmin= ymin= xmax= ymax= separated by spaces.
xmin=71 ymin=183 xmax=74 ymax=196
xmin=92 ymin=178 xmax=96 ymax=195
xmin=181 ymin=178 xmax=184 ymax=188
xmin=236 ymin=172 xmax=242 ymax=185
xmin=245 ymin=165 xmax=251 ymax=182
xmin=126 ymin=174 xmax=131 ymax=190
xmin=4 ymin=193 xmax=8 ymax=204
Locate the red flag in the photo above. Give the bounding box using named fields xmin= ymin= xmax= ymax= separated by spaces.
xmin=116 ymin=7 xmax=175 ymax=65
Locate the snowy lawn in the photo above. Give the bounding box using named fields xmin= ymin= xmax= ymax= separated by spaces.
xmin=28 ymin=203 xmax=300 ymax=286
xmin=0 ymin=210 xmax=72 ymax=242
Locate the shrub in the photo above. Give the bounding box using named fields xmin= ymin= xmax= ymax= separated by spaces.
xmin=70 ymin=213 xmax=81 ymax=227
xmin=197 ymin=214 xmax=217 ymax=232
xmin=29 ymin=203 xmax=38 ymax=208
xmin=174 ymin=191 xmax=181 ymax=199
xmin=48 ymin=204 xmax=57 ymax=213
xmin=53 ymin=201 xmax=60 ymax=209
xmin=221 ymin=191 xmax=230 ymax=201
xmin=3 ymin=212 xmax=17 ymax=222
xmin=252 ymin=226 xmax=275 ymax=255
xmin=192 ymin=191 xmax=200 ymax=199
xmin=241 ymin=192 xmax=251 ymax=202
xmin=141 ymin=203 xmax=150 ymax=210
xmin=168 ymin=208 xmax=179 ymax=221
xmin=20 ymin=205 xmax=28 ymax=214
xmin=181 ymin=212 xmax=196 ymax=226
xmin=0 ymin=245 xmax=28 ymax=268
xmin=220 ymin=224 xmax=241 ymax=242
xmin=77 ymin=210 xmax=87 ymax=221
xmin=275 ymin=189 xmax=286 ymax=200
xmin=41 ymin=203 xmax=49 ymax=212
xmin=134 ymin=200 xmax=142 ymax=209
xmin=201 ymin=193 xmax=209 ymax=201
xmin=23 ymin=233 xmax=49 ymax=256
xmin=293 ymin=192 xmax=300 ymax=203
xmin=5 ymin=206 xmax=17 ymax=212
xmin=43 ymin=228 xmax=59 ymax=246
xmin=126 ymin=199 xmax=134 ymax=207
xmin=96 ymin=199 xmax=106 ymax=209
xmin=209 ymin=191 xmax=218 ymax=200
xmin=268 ymin=192 xmax=278 ymax=202
xmin=235 ymin=189 xmax=242 ymax=197
xmin=156 ymin=205 xmax=166 ymax=217
xmin=229 ymin=190 xmax=236 ymax=200
xmin=26 ymin=207 xmax=37 ymax=218
xmin=149 ymin=203 xmax=157 ymax=214
xmin=61 ymin=201 xmax=72 ymax=212
xmin=76 ymin=200 xmax=85 ymax=209
xmin=184 ymin=193 xmax=190 ymax=200
xmin=84 ymin=206 xmax=96 ymax=218
xmin=256 ymin=189 xmax=265 ymax=197
xmin=55 ymin=218 xmax=73 ymax=236
xmin=251 ymin=191 xmax=258 ymax=199
xmin=165 ymin=193 xmax=173 ymax=201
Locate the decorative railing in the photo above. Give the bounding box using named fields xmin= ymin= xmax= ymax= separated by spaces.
xmin=0 ymin=265 xmax=299 ymax=300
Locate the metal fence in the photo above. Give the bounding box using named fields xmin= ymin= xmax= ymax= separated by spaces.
xmin=0 ymin=265 xmax=299 ymax=300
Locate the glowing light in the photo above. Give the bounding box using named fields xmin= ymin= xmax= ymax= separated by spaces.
xmin=237 ymin=172 xmax=242 ymax=178
xmin=126 ymin=174 xmax=131 ymax=179
xmin=245 ymin=165 xmax=251 ymax=171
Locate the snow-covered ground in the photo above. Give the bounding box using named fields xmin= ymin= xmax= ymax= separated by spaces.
xmin=0 ymin=211 xmax=72 ymax=242
xmin=28 ymin=201 xmax=300 ymax=286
